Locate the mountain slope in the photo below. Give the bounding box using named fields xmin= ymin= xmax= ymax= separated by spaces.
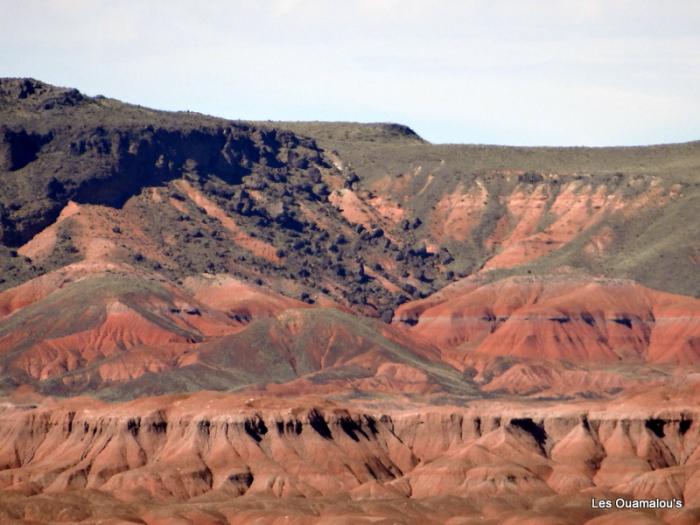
xmin=277 ymin=120 xmax=700 ymax=297
xmin=1 ymin=78 xmax=700 ymax=524
xmin=0 ymin=78 xmax=699 ymax=401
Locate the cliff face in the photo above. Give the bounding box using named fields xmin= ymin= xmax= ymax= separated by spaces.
xmin=1 ymin=79 xmax=469 ymax=326
xmin=0 ymin=79 xmax=321 ymax=246
xmin=0 ymin=394 xmax=699 ymax=523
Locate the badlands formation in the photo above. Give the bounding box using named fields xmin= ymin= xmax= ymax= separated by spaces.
xmin=0 ymin=79 xmax=699 ymax=523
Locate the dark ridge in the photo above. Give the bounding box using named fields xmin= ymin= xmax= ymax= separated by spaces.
xmin=645 ymin=418 xmax=666 ymax=438
xmin=338 ymin=416 xmax=369 ymax=442
xmin=150 ymin=420 xmax=167 ymax=434
xmin=126 ymin=417 xmax=141 ymax=437
xmin=518 ymin=172 xmax=544 ymax=184
xmin=198 ymin=467 xmax=214 ymax=489
xmin=0 ymin=78 xmax=83 ymax=106
xmin=364 ymin=415 xmax=379 ymax=436
xmin=0 ymin=78 xmax=43 ymax=99
xmin=511 ymin=418 xmax=548 ymax=453
xmin=0 ymin=101 xmax=326 ymax=246
xmin=287 ymin=419 xmax=303 ymax=435
xmin=308 ymin=409 xmax=333 ymax=440
xmin=582 ymin=416 xmax=591 ymax=432
xmin=364 ymin=457 xmax=400 ymax=481
xmin=365 ymin=462 xmax=377 ymax=480
xmin=260 ymin=121 xmax=425 ymax=144
xmin=0 ymin=128 xmax=54 ymax=171
xmin=680 ymin=419 xmax=693 ymax=435
xmin=197 ymin=419 xmax=211 ymax=436
xmin=244 ymin=416 xmax=268 ymax=443
xmin=66 ymin=411 xmax=75 ymax=434
xmin=612 ymin=317 xmax=633 ymax=329
xmin=548 ymin=316 xmax=571 ymax=324
xmin=376 ymin=123 xmax=423 ymax=141
xmin=228 ymin=470 xmax=254 ymax=488
xmin=228 ymin=311 xmax=252 ymax=324
xmin=581 ymin=313 xmax=596 ymax=327
xmin=70 ymin=127 xmax=251 ymax=209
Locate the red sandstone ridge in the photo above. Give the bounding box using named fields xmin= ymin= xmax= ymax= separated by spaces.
xmin=396 ymin=276 xmax=700 ymax=365
xmin=0 ymin=267 xmax=460 ymax=398
xmin=0 ymin=392 xmax=699 ymax=524
xmin=5 ymin=254 xmax=697 ymax=401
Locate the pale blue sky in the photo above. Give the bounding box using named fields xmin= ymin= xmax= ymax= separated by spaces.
xmin=2 ymin=1 xmax=699 ymax=146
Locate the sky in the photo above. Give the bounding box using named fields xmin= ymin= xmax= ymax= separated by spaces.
xmin=2 ymin=1 xmax=699 ymax=146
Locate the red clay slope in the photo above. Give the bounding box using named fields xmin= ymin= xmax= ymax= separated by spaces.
xmin=396 ymin=276 xmax=700 ymax=365
xmin=0 ymin=267 xmax=308 ymax=386
xmin=0 ymin=267 xmax=461 ymax=398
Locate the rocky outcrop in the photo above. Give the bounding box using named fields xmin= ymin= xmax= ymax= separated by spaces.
xmin=0 ymin=78 xmax=323 ymax=247
xmin=0 ymin=79 xmax=455 ymax=312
